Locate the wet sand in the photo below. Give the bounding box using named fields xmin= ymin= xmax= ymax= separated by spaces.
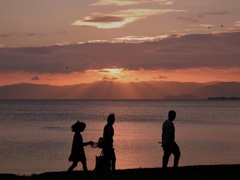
xmin=1 ymin=164 xmax=240 ymax=180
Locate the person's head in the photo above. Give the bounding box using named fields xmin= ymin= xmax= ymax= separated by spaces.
xmin=71 ymin=121 xmax=86 ymax=132
xmin=107 ymin=113 xmax=115 ymax=125
xmin=168 ymin=110 xmax=176 ymax=121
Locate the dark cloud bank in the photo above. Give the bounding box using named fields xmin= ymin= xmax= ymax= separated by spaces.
xmin=0 ymin=32 xmax=240 ymax=74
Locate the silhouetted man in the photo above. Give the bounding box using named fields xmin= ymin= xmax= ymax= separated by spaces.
xmin=162 ymin=110 xmax=181 ymax=172
xmin=102 ymin=113 xmax=116 ymax=173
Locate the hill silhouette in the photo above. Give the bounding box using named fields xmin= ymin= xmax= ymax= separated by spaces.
xmin=0 ymin=81 xmax=239 ymax=99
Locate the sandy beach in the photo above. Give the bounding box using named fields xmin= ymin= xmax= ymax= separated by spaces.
xmin=1 ymin=164 xmax=239 ymax=180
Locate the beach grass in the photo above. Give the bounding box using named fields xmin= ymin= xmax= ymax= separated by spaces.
xmin=1 ymin=164 xmax=239 ymax=180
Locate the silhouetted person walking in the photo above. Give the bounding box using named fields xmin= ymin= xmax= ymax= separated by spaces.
xmin=162 ymin=110 xmax=181 ymax=172
xmin=67 ymin=121 xmax=93 ymax=178
xmin=102 ymin=113 xmax=116 ymax=173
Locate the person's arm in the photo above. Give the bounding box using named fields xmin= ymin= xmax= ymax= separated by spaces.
xmin=83 ymin=141 xmax=93 ymax=146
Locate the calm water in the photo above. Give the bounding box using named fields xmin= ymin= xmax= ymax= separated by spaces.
xmin=0 ymin=100 xmax=240 ymax=175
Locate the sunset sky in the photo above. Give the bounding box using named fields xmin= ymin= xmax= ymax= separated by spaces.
xmin=0 ymin=0 xmax=240 ymax=86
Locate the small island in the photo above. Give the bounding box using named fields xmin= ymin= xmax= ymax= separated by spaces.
xmin=208 ymin=97 xmax=240 ymax=100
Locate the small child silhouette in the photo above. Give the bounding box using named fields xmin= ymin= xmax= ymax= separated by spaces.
xmin=67 ymin=121 xmax=93 ymax=177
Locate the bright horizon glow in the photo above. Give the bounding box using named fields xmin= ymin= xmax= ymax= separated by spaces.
xmin=0 ymin=67 xmax=239 ymax=86
xmin=102 ymin=68 xmax=123 ymax=74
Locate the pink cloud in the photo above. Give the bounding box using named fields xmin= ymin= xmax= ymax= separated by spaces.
xmin=72 ymin=9 xmax=186 ymax=29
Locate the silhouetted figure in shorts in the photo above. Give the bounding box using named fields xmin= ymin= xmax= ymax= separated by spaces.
xmin=162 ymin=110 xmax=181 ymax=172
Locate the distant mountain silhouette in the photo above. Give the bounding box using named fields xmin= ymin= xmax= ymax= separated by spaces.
xmin=195 ymin=82 xmax=240 ymax=99
xmin=0 ymin=81 xmax=239 ymax=99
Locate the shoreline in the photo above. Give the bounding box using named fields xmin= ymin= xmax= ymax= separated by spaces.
xmin=1 ymin=164 xmax=240 ymax=180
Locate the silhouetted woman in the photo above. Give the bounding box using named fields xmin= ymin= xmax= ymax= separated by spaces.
xmin=67 ymin=121 xmax=93 ymax=177
xmin=102 ymin=113 xmax=116 ymax=173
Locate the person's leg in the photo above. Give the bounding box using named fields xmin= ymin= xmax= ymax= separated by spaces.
xmin=67 ymin=161 xmax=78 ymax=173
xmin=162 ymin=145 xmax=171 ymax=170
xmin=172 ymin=143 xmax=181 ymax=169
xmin=81 ymin=161 xmax=89 ymax=179
xmin=81 ymin=160 xmax=88 ymax=172
xmin=111 ymin=148 xmax=116 ymax=172
xmin=103 ymin=148 xmax=111 ymax=171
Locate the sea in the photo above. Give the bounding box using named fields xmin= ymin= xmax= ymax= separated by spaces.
xmin=0 ymin=99 xmax=240 ymax=175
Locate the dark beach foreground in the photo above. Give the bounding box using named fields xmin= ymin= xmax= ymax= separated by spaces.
xmin=1 ymin=164 xmax=240 ymax=180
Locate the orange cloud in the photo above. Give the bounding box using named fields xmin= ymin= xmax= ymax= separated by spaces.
xmin=235 ymin=21 xmax=240 ymax=28
xmin=72 ymin=9 xmax=186 ymax=29
xmin=102 ymin=76 xmax=119 ymax=80
xmin=114 ymin=35 xmax=169 ymax=42
xmin=227 ymin=21 xmax=240 ymax=31
xmin=31 ymin=76 xmax=40 ymax=81
xmin=72 ymin=13 xmax=139 ymax=28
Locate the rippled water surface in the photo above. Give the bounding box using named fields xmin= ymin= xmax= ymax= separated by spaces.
xmin=0 ymin=100 xmax=240 ymax=175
